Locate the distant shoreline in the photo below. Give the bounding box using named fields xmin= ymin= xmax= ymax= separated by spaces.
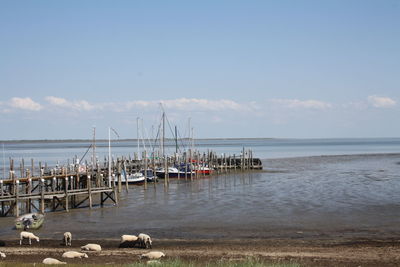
xmin=0 ymin=137 xmax=399 ymax=144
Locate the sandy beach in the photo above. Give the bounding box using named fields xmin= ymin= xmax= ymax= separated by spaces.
xmin=1 ymin=238 xmax=400 ymax=266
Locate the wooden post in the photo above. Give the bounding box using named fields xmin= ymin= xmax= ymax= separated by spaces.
xmin=164 ymin=158 xmax=168 ymax=187
xmin=0 ymin=180 xmax=3 ymax=216
xmin=64 ymin=177 xmax=69 ymax=212
xmin=15 ymin=180 xmax=20 ymax=217
xmin=144 ymin=151 xmax=148 ymax=189
xmin=40 ymin=178 xmax=45 ymax=213
xmin=152 ymin=152 xmax=156 ymax=188
xmin=123 ymin=161 xmax=129 ymax=192
xmin=88 ymin=175 xmax=92 ymax=209
xmin=117 ymin=160 xmax=122 ymax=193
xmin=27 ymin=177 xmax=32 ymax=213
xmin=31 ymin=158 xmax=34 ymax=177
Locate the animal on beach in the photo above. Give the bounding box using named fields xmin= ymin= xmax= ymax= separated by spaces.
xmin=0 ymin=252 xmax=6 ymax=259
xmin=120 ymin=234 xmax=138 ymax=247
xmin=140 ymin=251 xmax=165 ymax=260
xmin=62 ymin=251 xmax=88 ymax=259
xmin=63 ymin=232 xmax=72 ymax=246
xmin=19 ymin=231 xmax=39 ymax=245
xmin=138 ymin=233 xmax=152 ymax=249
xmin=81 ymin=243 xmax=101 ymax=251
xmin=42 ymin=257 xmax=67 ymax=264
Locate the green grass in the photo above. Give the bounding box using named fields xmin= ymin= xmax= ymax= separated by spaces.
xmin=0 ymin=258 xmax=301 ymax=267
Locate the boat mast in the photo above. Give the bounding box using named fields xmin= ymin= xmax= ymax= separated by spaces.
xmin=187 ymin=118 xmax=191 ymax=151
xmin=175 ymin=125 xmax=178 ymax=154
xmin=2 ymin=143 xmax=5 ymax=179
xmin=161 ymin=111 xmax=165 ymax=158
xmin=108 ymin=127 xmax=111 ymax=187
xmin=92 ymin=126 xmax=96 ymax=168
xmin=137 ymin=117 xmax=140 ymax=159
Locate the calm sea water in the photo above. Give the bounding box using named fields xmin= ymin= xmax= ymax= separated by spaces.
xmin=1 ymin=138 xmax=400 ymax=240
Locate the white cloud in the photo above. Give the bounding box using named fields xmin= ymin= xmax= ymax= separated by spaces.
xmin=46 ymin=96 xmax=95 ymax=111
xmin=367 ymin=95 xmax=396 ymax=108
xmin=121 ymin=98 xmax=250 ymax=112
xmin=270 ymin=99 xmax=332 ymax=110
xmin=10 ymin=97 xmax=42 ymax=111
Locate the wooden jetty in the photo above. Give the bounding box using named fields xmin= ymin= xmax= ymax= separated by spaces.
xmin=0 ymin=148 xmax=262 ymax=217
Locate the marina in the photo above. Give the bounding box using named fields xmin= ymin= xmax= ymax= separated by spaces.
xmin=0 ymin=146 xmax=262 ymax=217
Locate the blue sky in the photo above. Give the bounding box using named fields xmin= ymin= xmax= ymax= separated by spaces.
xmin=0 ymin=0 xmax=399 ymax=140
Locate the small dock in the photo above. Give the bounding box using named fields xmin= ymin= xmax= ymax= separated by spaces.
xmin=0 ymin=148 xmax=262 ymax=217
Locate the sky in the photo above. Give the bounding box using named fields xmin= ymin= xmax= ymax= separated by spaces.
xmin=0 ymin=0 xmax=399 ymax=140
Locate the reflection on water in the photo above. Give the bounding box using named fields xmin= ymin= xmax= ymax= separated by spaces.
xmin=1 ymin=153 xmax=400 ymax=240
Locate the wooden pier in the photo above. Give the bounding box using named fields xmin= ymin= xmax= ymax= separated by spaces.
xmin=0 ymin=148 xmax=262 ymax=217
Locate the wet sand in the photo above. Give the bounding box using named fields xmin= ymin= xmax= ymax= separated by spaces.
xmin=1 ymin=238 xmax=400 ymax=266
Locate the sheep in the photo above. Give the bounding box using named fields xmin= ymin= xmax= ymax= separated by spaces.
xmin=121 ymin=234 xmax=138 ymax=243
xmin=0 ymin=252 xmax=5 ymax=259
xmin=19 ymin=231 xmax=39 ymax=245
xmin=62 ymin=251 xmax=88 ymax=259
xmin=138 ymin=233 xmax=152 ymax=249
xmin=63 ymin=232 xmax=72 ymax=246
xmin=42 ymin=258 xmax=67 ymax=264
xmin=81 ymin=243 xmax=101 ymax=251
xmin=140 ymin=251 xmax=165 ymax=260
xmin=120 ymin=234 xmax=139 ymax=248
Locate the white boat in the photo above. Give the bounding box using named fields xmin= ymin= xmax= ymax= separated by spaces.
xmin=123 ymin=172 xmax=145 ymax=184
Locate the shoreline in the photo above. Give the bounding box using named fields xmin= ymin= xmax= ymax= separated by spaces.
xmin=1 ymin=237 xmax=400 ymax=266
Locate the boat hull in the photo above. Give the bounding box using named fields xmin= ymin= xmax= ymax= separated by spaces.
xmin=15 ymin=213 xmax=44 ymax=230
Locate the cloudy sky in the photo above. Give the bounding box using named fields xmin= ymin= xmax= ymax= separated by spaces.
xmin=0 ymin=1 xmax=399 ymax=140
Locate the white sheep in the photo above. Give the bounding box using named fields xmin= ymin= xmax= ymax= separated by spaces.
xmin=42 ymin=258 xmax=67 ymax=264
xmin=140 ymin=251 xmax=165 ymax=260
xmin=121 ymin=234 xmax=138 ymax=243
xmin=19 ymin=231 xmax=39 ymax=245
xmin=81 ymin=243 xmax=101 ymax=251
xmin=0 ymin=252 xmax=5 ymax=259
xmin=138 ymin=233 xmax=152 ymax=249
xmin=62 ymin=251 xmax=88 ymax=259
xmin=63 ymin=232 xmax=72 ymax=246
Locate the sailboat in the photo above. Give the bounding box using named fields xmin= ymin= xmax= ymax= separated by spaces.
xmin=122 ymin=169 xmax=146 ymax=184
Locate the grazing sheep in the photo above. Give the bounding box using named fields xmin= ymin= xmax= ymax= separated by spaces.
xmin=120 ymin=234 xmax=138 ymax=248
xmin=138 ymin=233 xmax=152 ymax=249
xmin=19 ymin=231 xmax=39 ymax=245
xmin=62 ymin=251 xmax=88 ymax=259
xmin=42 ymin=258 xmax=67 ymax=264
xmin=63 ymin=232 xmax=72 ymax=246
xmin=0 ymin=252 xmax=6 ymax=259
xmin=121 ymin=234 xmax=138 ymax=243
xmin=81 ymin=243 xmax=101 ymax=251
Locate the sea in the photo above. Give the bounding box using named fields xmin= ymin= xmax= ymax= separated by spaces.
xmin=1 ymin=138 xmax=400 ymax=240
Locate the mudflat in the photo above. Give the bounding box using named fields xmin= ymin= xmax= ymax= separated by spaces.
xmin=1 ymin=238 xmax=400 ymax=266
